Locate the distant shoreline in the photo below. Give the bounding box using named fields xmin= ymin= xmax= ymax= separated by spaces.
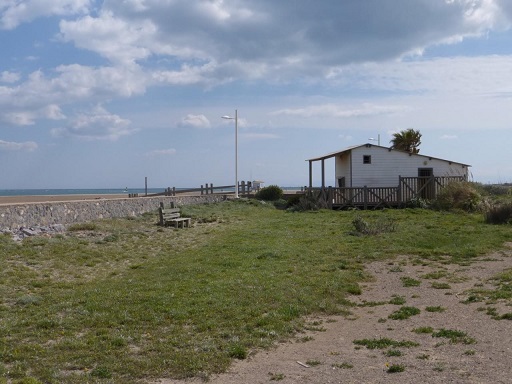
xmin=0 ymin=194 xmax=129 ymax=205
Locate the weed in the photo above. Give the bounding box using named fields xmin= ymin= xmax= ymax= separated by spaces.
xmin=421 ymin=270 xmax=447 ymax=279
xmin=385 ymin=349 xmax=402 ymax=357
xmin=269 ymin=372 xmax=285 ymax=381
xmin=416 ymin=353 xmax=430 ymax=360
xmin=412 ymin=326 xmax=434 ymax=334
xmin=425 ymin=306 xmax=446 ymax=313
xmin=431 ymin=282 xmax=451 ymax=289
xmin=90 ymin=366 xmax=112 ymax=379
xmin=228 ymin=343 xmax=248 ymax=359
xmin=387 ymin=364 xmax=406 ymax=373
xmin=351 ymin=216 xmax=397 ymax=236
xmin=306 ymin=360 xmax=321 ymax=366
xmin=332 ymin=362 xmax=353 ymax=369
xmin=464 ymin=350 xmax=476 ymax=355
xmin=389 ymin=295 xmax=406 ymax=305
xmin=353 ymin=338 xmax=419 ymax=350
xmin=484 ymin=203 xmax=512 ymax=224
xmin=388 ymin=306 xmax=421 ymax=320
xmin=401 ymin=277 xmax=421 ymax=287
xmin=432 ymin=329 xmax=476 ymax=344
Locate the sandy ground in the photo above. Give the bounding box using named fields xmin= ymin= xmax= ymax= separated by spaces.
xmin=155 ymin=244 xmax=512 ymax=384
xmin=0 ymin=194 xmax=131 ymax=205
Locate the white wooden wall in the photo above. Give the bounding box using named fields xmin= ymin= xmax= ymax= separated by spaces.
xmin=335 ymin=145 xmax=468 ymax=187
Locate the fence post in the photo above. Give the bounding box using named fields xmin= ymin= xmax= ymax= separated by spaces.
xmin=398 ymin=176 xmax=402 ymax=206
xmin=364 ymin=186 xmax=368 ymax=210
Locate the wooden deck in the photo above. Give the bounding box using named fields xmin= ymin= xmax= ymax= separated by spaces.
xmin=307 ymin=176 xmax=466 ymax=209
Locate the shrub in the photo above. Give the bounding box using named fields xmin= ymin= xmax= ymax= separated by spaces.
xmin=432 ymin=181 xmax=481 ymax=212
xmin=255 ymin=185 xmax=283 ymax=201
xmin=351 ymin=216 xmax=397 ymax=235
xmin=484 ymin=203 xmax=512 ymax=224
xmin=288 ymin=194 xmax=329 ymax=211
xmin=474 ymin=183 xmax=511 ymax=197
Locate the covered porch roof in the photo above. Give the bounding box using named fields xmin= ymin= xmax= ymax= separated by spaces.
xmin=306 ymin=144 xmax=371 ymax=188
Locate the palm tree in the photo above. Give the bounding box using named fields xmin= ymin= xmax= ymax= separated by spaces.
xmin=390 ymin=128 xmax=422 ymax=154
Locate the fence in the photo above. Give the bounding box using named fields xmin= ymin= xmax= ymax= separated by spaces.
xmin=307 ymin=176 xmax=466 ymax=209
xmin=142 ymin=181 xmax=257 ymax=197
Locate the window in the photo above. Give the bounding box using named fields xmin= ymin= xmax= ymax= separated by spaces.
xmin=363 ymin=155 xmax=371 ymax=164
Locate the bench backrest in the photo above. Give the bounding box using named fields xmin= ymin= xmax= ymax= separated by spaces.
xmin=159 ymin=206 xmax=181 ymax=225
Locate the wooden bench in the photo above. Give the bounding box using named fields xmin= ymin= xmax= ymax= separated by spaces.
xmin=159 ymin=203 xmax=191 ymax=228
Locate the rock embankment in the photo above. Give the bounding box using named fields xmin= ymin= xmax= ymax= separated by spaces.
xmin=2 ymin=224 xmax=66 ymax=242
xmin=0 ymin=194 xmax=227 ymax=237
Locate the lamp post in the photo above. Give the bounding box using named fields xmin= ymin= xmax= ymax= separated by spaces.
xmin=221 ymin=109 xmax=238 ymax=198
xmin=369 ymin=134 xmax=381 ymax=146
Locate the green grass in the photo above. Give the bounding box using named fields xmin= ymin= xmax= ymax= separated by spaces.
xmin=389 ymin=295 xmax=406 ymax=305
xmin=353 ymin=337 xmax=419 ymax=349
xmin=465 ymin=268 xmax=512 ymax=305
xmin=387 ymin=363 xmax=406 ymax=373
xmin=0 ymin=201 xmax=509 ymax=383
xmin=432 ymin=329 xmax=476 ymax=344
xmin=388 ymin=306 xmax=421 ymax=320
xmin=401 ymin=277 xmax=421 ymax=287
xmin=425 ymin=306 xmax=446 ymax=313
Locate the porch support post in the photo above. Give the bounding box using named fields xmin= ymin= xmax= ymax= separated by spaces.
xmin=309 ymin=160 xmax=313 ymax=188
xmin=321 ymin=159 xmax=325 ymax=188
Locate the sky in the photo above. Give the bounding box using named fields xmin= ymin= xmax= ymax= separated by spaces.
xmin=1 ymin=0 xmax=512 ymax=190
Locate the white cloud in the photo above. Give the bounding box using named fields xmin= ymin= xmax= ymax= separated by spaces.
xmin=0 ymin=139 xmax=38 ymax=151
xmin=2 ymin=104 xmax=65 ymax=126
xmin=0 ymin=65 xmax=148 ymax=126
xmin=51 ymin=105 xmax=136 ymax=141
xmin=441 ymin=134 xmax=459 ymax=139
xmin=46 ymin=0 xmax=512 ymax=87
xmin=177 ymin=114 xmax=211 ymax=129
xmin=0 ymin=71 xmax=20 ymax=83
xmin=0 ymin=0 xmax=91 ymax=30
xmin=146 ymin=148 xmax=177 ymax=157
xmin=272 ymin=103 xmax=409 ymax=118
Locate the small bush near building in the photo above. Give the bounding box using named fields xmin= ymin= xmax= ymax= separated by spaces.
xmin=432 ymin=181 xmax=481 ymax=212
xmin=351 ymin=216 xmax=398 ymax=235
xmin=288 ymin=194 xmax=329 ymax=211
xmin=255 ymin=185 xmax=283 ymax=201
xmin=484 ymin=203 xmax=512 ymax=224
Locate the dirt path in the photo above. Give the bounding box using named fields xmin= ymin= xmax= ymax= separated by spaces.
xmin=156 ymin=245 xmax=512 ymax=384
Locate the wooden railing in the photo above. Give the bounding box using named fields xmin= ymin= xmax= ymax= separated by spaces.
xmin=307 ymin=176 xmax=466 ymax=209
xmin=140 ymin=181 xmax=257 ymax=197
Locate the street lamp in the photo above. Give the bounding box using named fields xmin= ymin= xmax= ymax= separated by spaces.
xmin=369 ymin=134 xmax=381 ymax=146
xmin=221 ymin=109 xmax=238 ymax=198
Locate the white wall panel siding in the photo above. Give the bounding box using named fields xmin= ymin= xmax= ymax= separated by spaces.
xmin=335 ymin=145 xmax=468 ymax=188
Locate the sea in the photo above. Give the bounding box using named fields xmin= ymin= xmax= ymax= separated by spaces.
xmin=0 ymin=188 xmax=165 ymax=197
xmin=0 ymin=187 xmax=302 ymax=197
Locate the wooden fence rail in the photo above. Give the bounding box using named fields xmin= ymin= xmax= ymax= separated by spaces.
xmin=307 ymin=176 xmax=466 ymax=209
xmin=140 ymin=181 xmax=257 ymax=198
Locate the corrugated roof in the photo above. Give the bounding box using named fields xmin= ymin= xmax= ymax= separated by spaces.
xmin=306 ymin=143 xmax=471 ymax=166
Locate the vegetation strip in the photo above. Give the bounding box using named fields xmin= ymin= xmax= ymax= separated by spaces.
xmin=0 ymin=198 xmax=510 ymax=383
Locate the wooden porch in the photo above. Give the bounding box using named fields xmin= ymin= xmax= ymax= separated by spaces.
xmin=306 ymin=176 xmax=466 ymax=209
